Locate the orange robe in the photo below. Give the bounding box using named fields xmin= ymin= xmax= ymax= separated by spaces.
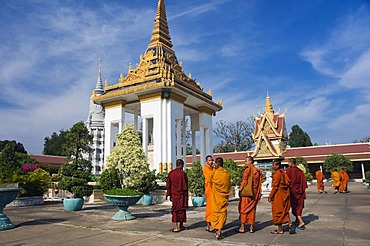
xmin=268 ymin=169 xmax=291 ymax=225
xmin=203 ymin=164 xmax=213 ymax=223
xmin=331 ymin=171 xmax=340 ymax=190
xmin=315 ymin=170 xmax=325 ymax=192
xmin=286 ymin=166 xmax=307 ymax=217
xmin=210 ymin=167 xmax=231 ymax=230
xmin=339 ymin=170 xmax=349 ymax=192
xmin=238 ymin=164 xmax=263 ymax=225
xmin=166 ymin=167 xmax=188 ymax=223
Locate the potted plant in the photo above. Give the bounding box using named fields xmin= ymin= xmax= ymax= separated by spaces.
xmin=138 ymin=169 xmax=159 ymax=206
xmin=58 ymin=122 xmax=93 ymax=211
xmin=187 ymin=161 xmax=205 ymax=207
xmin=102 ymin=124 xmax=150 ymax=220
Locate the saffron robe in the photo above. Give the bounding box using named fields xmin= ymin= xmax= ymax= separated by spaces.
xmin=286 ymin=166 xmax=307 ymax=217
xmin=268 ymin=169 xmax=291 ymax=225
xmin=210 ymin=167 xmax=231 ymax=230
xmin=238 ymin=164 xmax=263 ymax=225
xmin=331 ymin=171 xmax=340 ymax=189
xmin=315 ymin=170 xmax=325 ymax=192
xmin=203 ymin=164 xmax=213 ymax=223
xmin=339 ymin=170 xmax=349 ymax=192
xmin=166 ymin=167 xmax=188 ymax=223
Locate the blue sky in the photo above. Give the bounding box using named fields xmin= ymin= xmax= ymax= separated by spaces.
xmin=1 ymin=0 xmax=370 ymax=154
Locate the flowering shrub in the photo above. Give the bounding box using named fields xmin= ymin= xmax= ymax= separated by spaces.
xmin=17 ymin=169 xmax=51 ymax=197
xmin=104 ymin=124 xmax=156 ymax=194
xmin=22 ymin=164 xmax=39 ymax=173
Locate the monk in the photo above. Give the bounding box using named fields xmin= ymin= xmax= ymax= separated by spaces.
xmin=203 ymin=155 xmax=214 ymax=232
xmin=286 ymin=158 xmax=307 ymax=230
xmin=315 ymin=169 xmax=326 ymax=194
xmin=210 ymin=157 xmax=231 ymax=240
xmin=339 ymin=168 xmax=350 ymax=193
xmin=331 ymin=169 xmax=340 ymax=194
xmin=268 ymin=159 xmax=291 ymax=234
xmin=166 ymin=159 xmax=188 ymax=232
xmin=236 ymin=156 xmax=263 ymax=233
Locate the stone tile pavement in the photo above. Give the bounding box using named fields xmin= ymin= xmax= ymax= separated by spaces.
xmin=1 ymin=182 xmax=370 ymax=246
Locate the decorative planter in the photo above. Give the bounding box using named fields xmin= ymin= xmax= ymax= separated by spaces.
xmin=63 ymin=198 xmax=84 ymax=211
xmin=141 ymin=193 xmax=154 ymax=206
xmin=191 ymin=196 xmax=205 ymax=207
xmin=0 ymin=188 xmax=22 ymax=231
xmin=104 ymin=194 xmax=142 ymax=220
xmin=8 ymin=196 xmax=44 ymax=207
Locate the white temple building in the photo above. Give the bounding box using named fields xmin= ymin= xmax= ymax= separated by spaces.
xmin=86 ymin=0 xmax=222 ymax=173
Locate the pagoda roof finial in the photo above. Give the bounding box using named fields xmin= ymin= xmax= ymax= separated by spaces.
xmin=95 ymin=57 xmax=104 ymax=95
xmin=149 ymin=0 xmax=173 ymax=49
xmin=265 ymin=92 xmax=274 ymax=114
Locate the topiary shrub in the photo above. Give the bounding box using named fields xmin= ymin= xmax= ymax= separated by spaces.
xmin=57 ymin=122 xmax=93 ymax=198
xmin=100 ymin=168 xmax=121 ymax=192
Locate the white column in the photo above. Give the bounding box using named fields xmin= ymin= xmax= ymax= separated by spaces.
xmin=142 ymin=117 xmax=148 ymax=157
xmin=182 ymin=117 xmax=186 ymax=159
xmin=162 ymin=99 xmax=167 ymax=166
xmin=361 ymin=163 xmax=365 ymax=180
xmin=118 ymin=106 xmax=125 ymax=133
xmin=200 ymin=126 xmax=205 ymax=166
xmin=205 ymin=127 xmax=211 ymax=155
xmin=192 ymin=130 xmax=196 ymax=163
xmin=176 ymin=119 xmax=181 ymax=160
xmin=320 ymin=165 xmax=323 ymax=172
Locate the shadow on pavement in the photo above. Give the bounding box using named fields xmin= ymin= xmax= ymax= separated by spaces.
xmin=17 ymin=218 xmax=66 ymax=227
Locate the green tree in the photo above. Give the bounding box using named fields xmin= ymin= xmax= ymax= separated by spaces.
xmin=323 ymin=154 xmax=353 ymax=173
xmin=213 ymin=117 xmax=254 ymax=153
xmin=0 ymin=142 xmax=23 ymax=182
xmin=43 ymin=129 xmax=69 ymax=156
xmin=288 ymin=125 xmax=313 ymax=147
xmin=58 ymin=121 xmax=93 ymax=198
xmin=0 ymin=140 xmax=27 ymax=153
xmin=223 ymin=158 xmax=244 ymax=186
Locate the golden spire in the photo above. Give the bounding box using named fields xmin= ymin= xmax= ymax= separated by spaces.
xmin=149 ymin=0 xmax=173 ymax=49
xmin=265 ymin=92 xmax=274 ymax=114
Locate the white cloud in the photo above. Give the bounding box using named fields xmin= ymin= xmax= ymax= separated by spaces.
xmin=339 ymin=49 xmax=370 ymax=89
xmin=300 ymin=5 xmax=370 ymax=79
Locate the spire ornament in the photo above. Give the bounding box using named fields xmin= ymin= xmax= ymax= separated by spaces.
xmin=149 ymin=0 xmax=173 ymax=50
xmin=265 ymin=92 xmax=274 ymax=114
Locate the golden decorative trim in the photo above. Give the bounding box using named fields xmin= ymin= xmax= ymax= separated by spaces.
xmin=138 ymin=91 xmax=162 ymax=102
xmin=103 ymin=100 xmax=126 ymax=109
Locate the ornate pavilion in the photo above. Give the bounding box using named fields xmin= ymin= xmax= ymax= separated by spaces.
xmin=86 ymin=0 xmax=222 ymax=174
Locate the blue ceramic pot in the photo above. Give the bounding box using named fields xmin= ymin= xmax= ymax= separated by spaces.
xmin=142 ymin=193 xmax=154 ymax=206
xmin=63 ymin=198 xmax=84 ymax=211
xmin=191 ymin=196 xmax=205 ymax=207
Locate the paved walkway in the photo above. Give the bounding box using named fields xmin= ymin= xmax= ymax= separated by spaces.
xmin=1 ymin=182 xmax=370 ymax=246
